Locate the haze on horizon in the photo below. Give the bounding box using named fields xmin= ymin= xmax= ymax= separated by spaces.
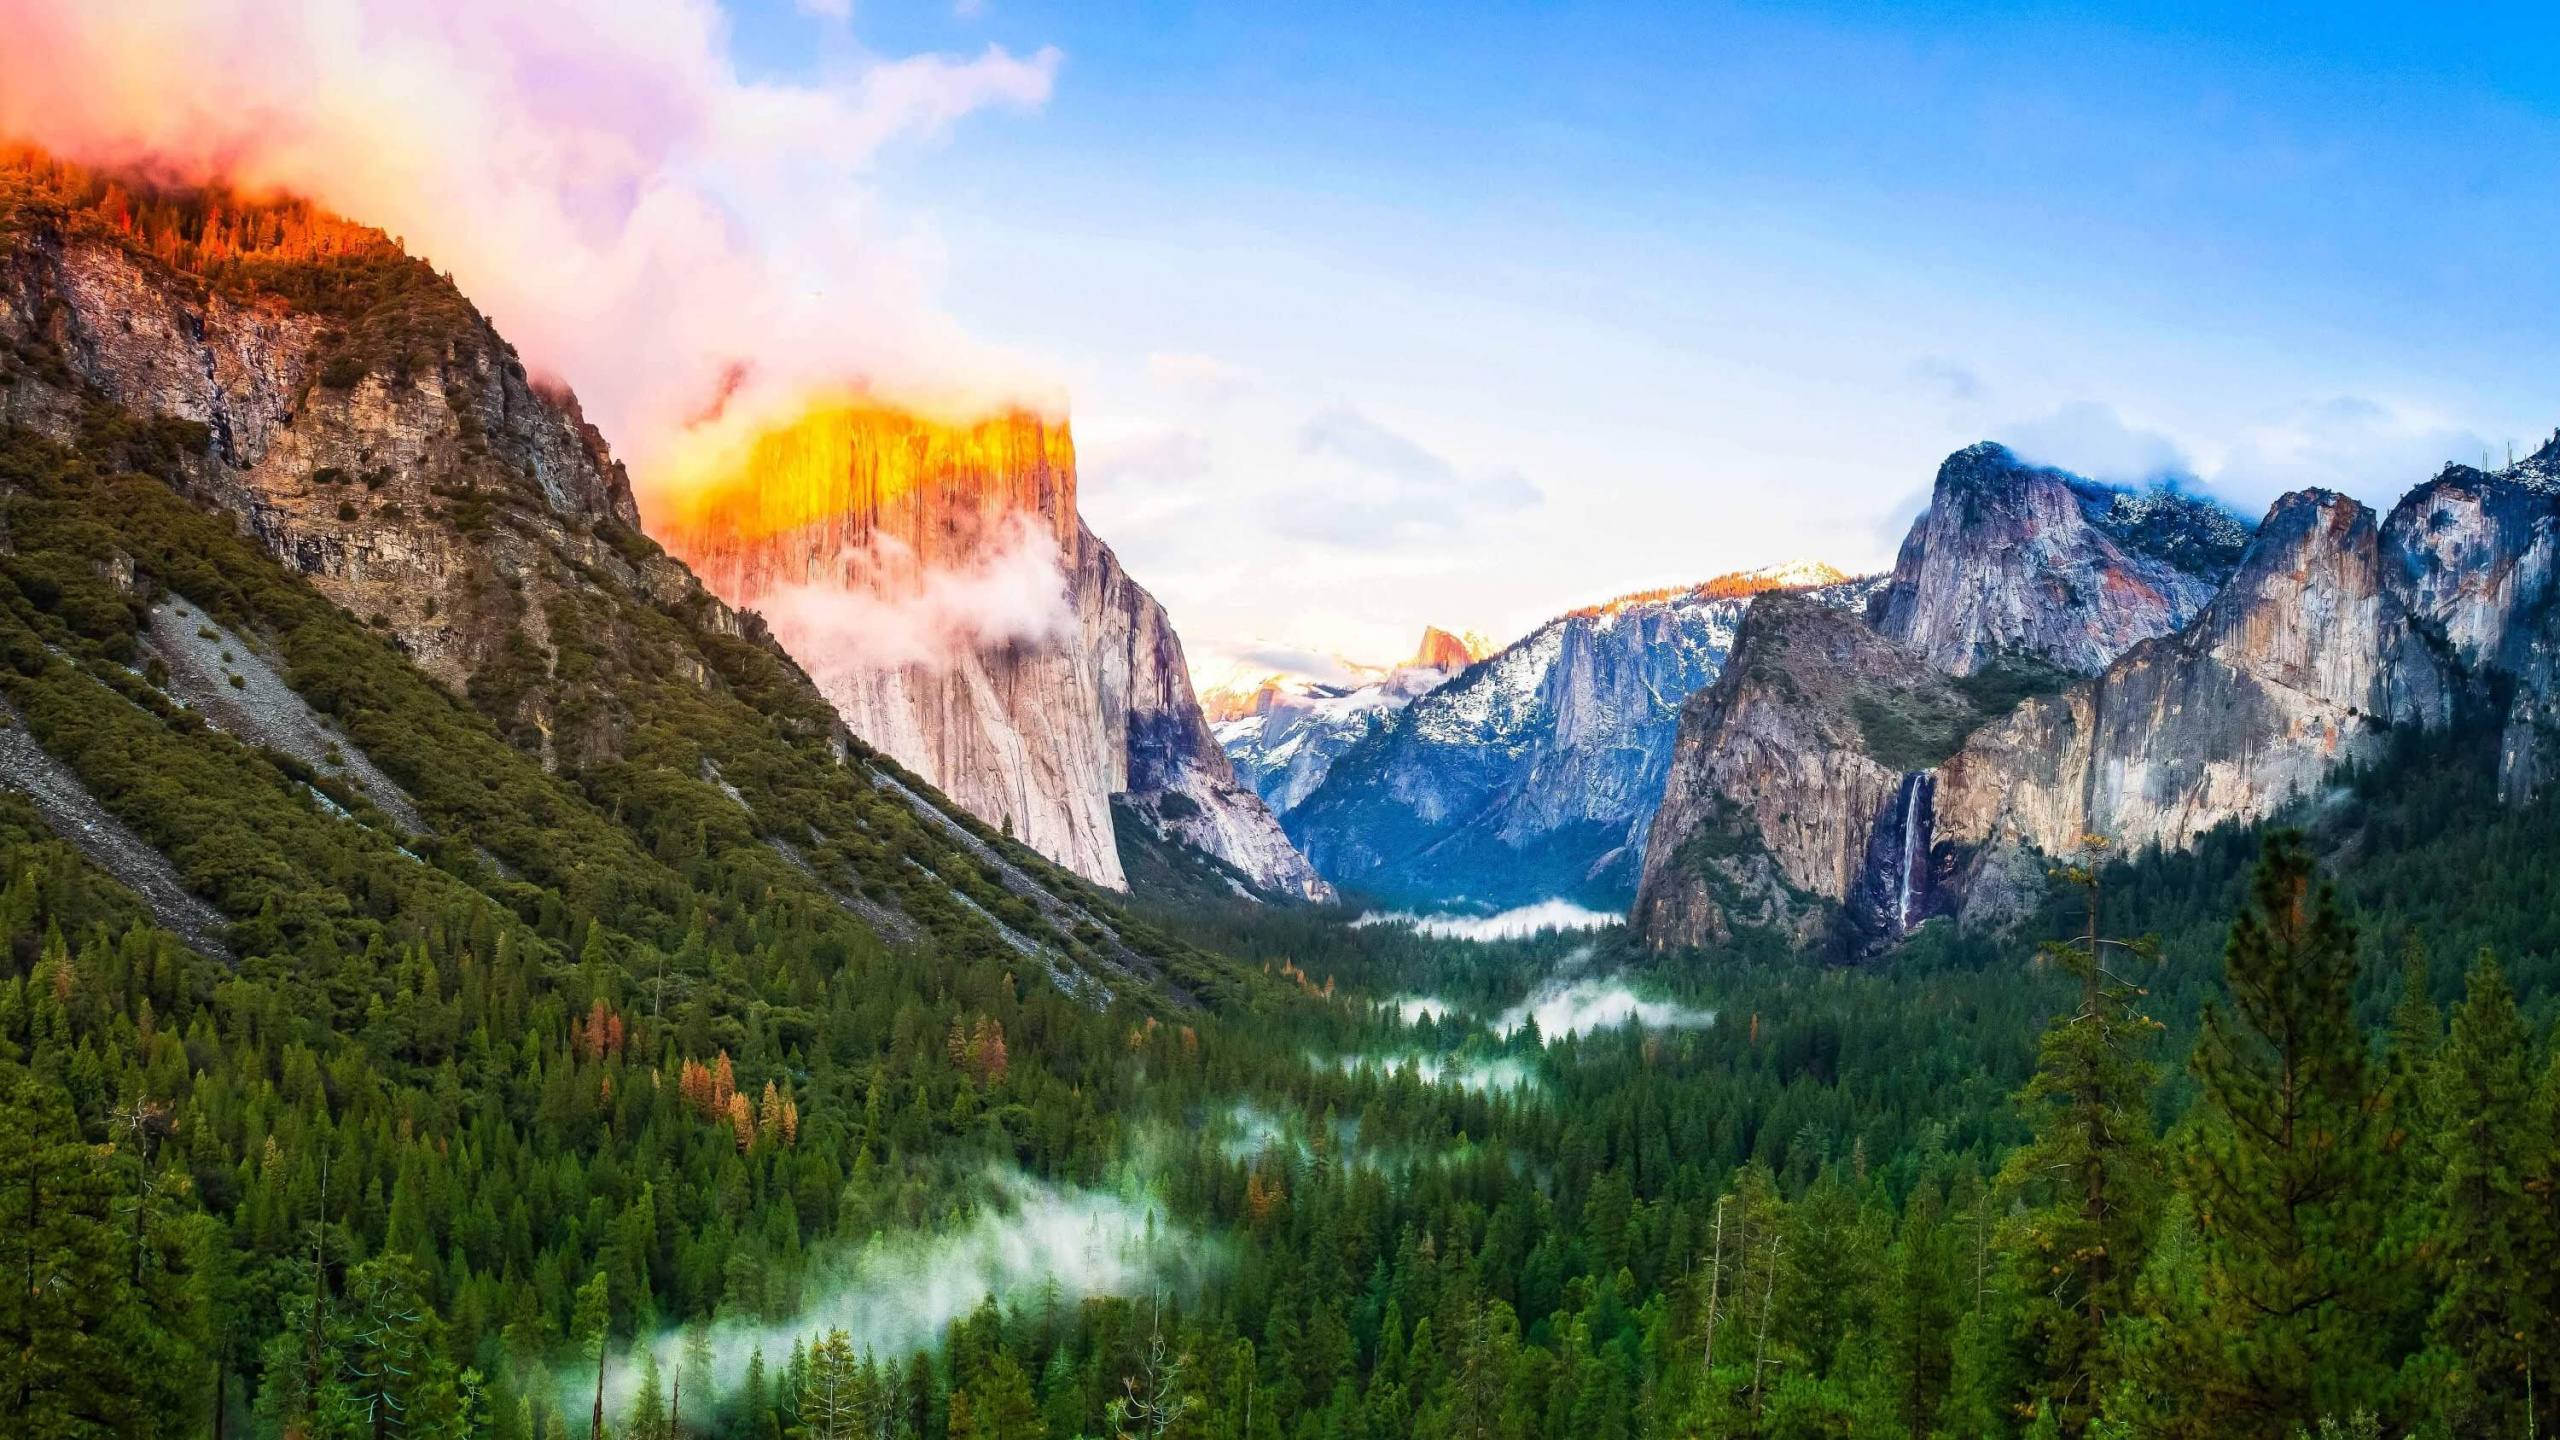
xmin=12 ymin=0 xmax=2560 ymax=686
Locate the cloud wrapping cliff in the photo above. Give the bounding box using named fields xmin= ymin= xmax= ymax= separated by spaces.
xmin=0 ymin=0 xmax=1062 ymax=470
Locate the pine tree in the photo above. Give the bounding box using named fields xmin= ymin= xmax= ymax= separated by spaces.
xmin=338 ymin=1254 xmax=451 ymax=1440
xmin=2420 ymin=951 xmax=2537 ymax=1429
xmin=0 ymin=1064 xmax=179 ymax=1435
xmin=2182 ymin=832 xmax=2393 ymax=1437
xmin=623 ymin=1345 xmax=669 ymax=1440
xmin=1997 ymin=842 xmax=2165 ymax=1434
xmin=574 ymin=1271 xmax=613 ymax=1440
xmin=977 ymin=1351 xmax=1047 ymax=1440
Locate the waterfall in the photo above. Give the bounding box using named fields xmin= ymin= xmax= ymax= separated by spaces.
xmin=1894 ymin=771 xmax=1934 ymax=933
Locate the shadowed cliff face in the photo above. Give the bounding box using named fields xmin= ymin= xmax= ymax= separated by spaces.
xmin=1867 ymin=442 xmax=2240 ymax=676
xmin=649 ymin=404 xmax=1329 ymax=900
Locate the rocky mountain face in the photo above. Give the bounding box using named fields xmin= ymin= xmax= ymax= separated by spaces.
xmin=0 ymin=153 xmax=1290 ymax=996
xmin=1286 ymin=564 xmax=1869 ymax=911
xmin=653 ymin=404 xmax=1329 ymax=901
xmin=1636 ymin=439 xmax=2560 ymax=958
xmin=1211 ymin=628 xmax=1493 ymax=818
xmin=1932 ymin=489 xmax=2455 ymax=866
xmin=1629 ymin=593 xmax=1959 ymax=955
xmin=0 ymin=169 xmax=714 ymax=764
xmin=1867 ymin=442 xmax=2244 ymax=675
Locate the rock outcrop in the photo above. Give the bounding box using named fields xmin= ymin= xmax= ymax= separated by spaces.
xmin=652 ymin=404 xmax=1329 ymax=900
xmin=1409 ymin=626 xmax=1494 ymax=672
xmin=0 ymin=185 xmax=727 ymax=767
xmin=1632 ymin=441 xmax=2560 ymax=957
xmin=1286 ymin=566 xmax=1870 ymax=911
xmin=2377 ymin=451 xmax=2560 ymax=797
xmin=1630 ymin=593 xmax=1958 ymax=954
xmin=1932 ymin=490 xmax=2454 ymax=880
xmin=1867 ymin=442 xmax=2244 ymax=675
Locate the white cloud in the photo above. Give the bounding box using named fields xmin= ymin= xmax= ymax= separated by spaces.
xmin=1495 ymin=979 xmax=1715 ymax=1040
xmin=606 ymin=1169 xmax=1203 ymax=1414
xmin=757 ymin=513 xmax=1076 ymax=673
xmin=1278 ymin=410 xmax=1544 ymax=548
xmin=1351 ymin=899 xmax=1620 ymax=942
xmin=1997 ymin=400 xmax=2194 ymax=485
xmin=2212 ymin=396 xmax=2488 ymax=511
xmin=1908 ymin=355 xmax=1984 ymax=403
xmin=1147 ymin=351 xmax=1255 ymax=401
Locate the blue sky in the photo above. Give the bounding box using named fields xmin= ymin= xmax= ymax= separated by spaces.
xmin=725 ymin=0 xmax=2560 ymax=678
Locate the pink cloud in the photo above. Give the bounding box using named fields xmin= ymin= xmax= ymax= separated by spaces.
xmin=0 ymin=0 xmax=1064 ymax=476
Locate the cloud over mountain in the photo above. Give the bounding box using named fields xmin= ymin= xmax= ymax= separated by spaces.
xmin=0 ymin=0 xmax=1063 ymax=474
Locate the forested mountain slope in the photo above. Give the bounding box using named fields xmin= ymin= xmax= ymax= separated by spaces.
xmin=15 ymin=145 xmax=2560 ymax=1440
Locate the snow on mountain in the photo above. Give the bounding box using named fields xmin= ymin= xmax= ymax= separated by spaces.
xmin=1282 ymin=563 xmax=1873 ymax=911
xmin=1213 ymin=628 xmax=1496 ymax=816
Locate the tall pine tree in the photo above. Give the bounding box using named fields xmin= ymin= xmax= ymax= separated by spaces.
xmin=2181 ymin=832 xmax=2394 ymax=1438
xmin=2419 ymin=952 xmax=2538 ymax=1433
xmin=1997 ymin=840 xmax=2165 ymax=1435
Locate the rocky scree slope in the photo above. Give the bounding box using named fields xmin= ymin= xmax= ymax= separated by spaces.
xmin=0 ymin=151 xmax=1261 ymax=1006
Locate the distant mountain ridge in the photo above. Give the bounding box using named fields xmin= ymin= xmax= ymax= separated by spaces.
xmin=1278 ymin=561 xmax=1871 ymax=911
xmin=1209 ymin=626 xmax=1496 ymax=817
xmin=1634 ymin=435 xmax=2560 ymax=959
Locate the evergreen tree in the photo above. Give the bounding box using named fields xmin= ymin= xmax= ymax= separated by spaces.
xmin=624 ymin=1345 xmax=669 ymax=1440
xmin=2181 ymin=832 xmax=2393 ymax=1438
xmin=2418 ymin=952 xmax=2537 ymax=1432
xmin=574 ymin=1272 xmax=613 ymax=1440
xmin=1997 ymin=843 xmax=2165 ymax=1434
xmin=801 ymin=1329 xmax=860 ymax=1440
xmin=0 ymin=1064 xmax=180 ymax=1436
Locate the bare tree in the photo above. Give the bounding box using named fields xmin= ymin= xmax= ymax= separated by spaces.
xmin=1701 ymin=1194 xmax=1730 ymax=1375
xmin=1108 ymin=1299 xmax=1195 ymax=1440
xmin=1750 ymin=1229 xmax=1785 ymax=1419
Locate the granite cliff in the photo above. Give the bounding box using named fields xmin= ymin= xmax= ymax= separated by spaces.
xmin=1636 ymin=438 xmax=2560 ymax=958
xmin=1867 ymin=441 xmax=2243 ymax=675
xmin=652 ymin=403 xmax=1329 ymax=900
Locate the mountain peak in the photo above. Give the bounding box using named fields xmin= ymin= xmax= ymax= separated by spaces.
xmin=1409 ymin=626 xmax=1495 ymax=670
xmin=1697 ymin=559 xmax=1849 ymax=598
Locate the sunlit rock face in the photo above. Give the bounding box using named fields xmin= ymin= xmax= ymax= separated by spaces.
xmin=1408 ymin=626 xmax=1494 ymax=672
xmin=1867 ymin=442 xmax=2243 ymax=676
xmin=1935 ymin=489 xmax=2453 ymax=863
xmin=652 ymin=403 xmax=1329 ymax=899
